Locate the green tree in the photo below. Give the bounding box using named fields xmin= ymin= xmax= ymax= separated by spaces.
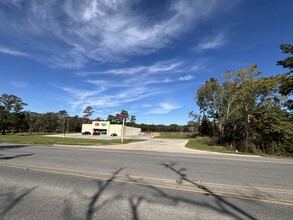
xmin=130 ymin=115 xmax=136 ymax=126
xmin=38 ymin=112 xmax=59 ymax=133
xmin=196 ymin=77 xmax=222 ymax=136
xmin=198 ymin=115 xmax=213 ymax=136
xmin=107 ymin=115 xmax=114 ymax=123
xmin=195 ymin=64 xmax=293 ymax=155
xmin=277 ymin=44 xmax=293 ymax=69
xmin=58 ymin=110 xmax=68 ymax=137
xmin=223 ymin=65 xmax=261 ymax=150
xmin=8 ymin=112 xmax=25 ymax=133
xmin=0 ymin=94 xmax=27 ymax=134
xmin=112 ymin=113 xmax=123 ymax=124
xmin=83 ymin=106 xmax=94 ymax=123
xmin=67 ymin=115 xmax=82 ymax=132
xmin=277 ymin=44 xmax=293 ymax=110
xmin=188 ymin=111 xmax=201 ymax=134
xmin=24 ymin=111 xmax=41 ymax=133
xmin=254 ymin=106 xmax=293 ymax=155
xmin=220 ymin=81 xmax=239 ymax=138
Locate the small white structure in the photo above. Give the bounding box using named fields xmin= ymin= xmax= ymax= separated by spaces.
xmin=81 ymin=121 xmax=141 ymax=136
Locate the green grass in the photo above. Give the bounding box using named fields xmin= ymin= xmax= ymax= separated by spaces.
xmin=154 ymin=132 xmax=237 ymax=153
xmin=155 ymin=133 xmax=257 ymax=154
xmin=0 ymin=134 xmax=143 ymax=146
xmin=154 ymin=133 xmax=231 ymax=152
xmin=154 ymin=132 xmax=191 ymax=139
xmin=185 ymin=138 xmax=235 ymax=153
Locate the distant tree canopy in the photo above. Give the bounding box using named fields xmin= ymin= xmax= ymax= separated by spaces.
xmin=83 ymin=106 xmax=94 ymax=123
xmin=277 ymin=44 xmax=293 ymax=110
xmin=193 ymin=47 xmax=293 ymax=156
xmin=0 ymin=94 xmax=27 ymax=134
xmin=277 ymin=44 xmax=293 ymax=70
xmin=106 ymin=114 xmax=123 ymax=124
xmin=136 ymin=123 xmax=189 ymax=133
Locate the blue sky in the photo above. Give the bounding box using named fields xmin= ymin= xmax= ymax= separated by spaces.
xmin=1 ymin=0 xmax=292 ymax=125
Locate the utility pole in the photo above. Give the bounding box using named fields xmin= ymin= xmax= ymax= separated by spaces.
xmin=121 ymin=117 xmax=125 ymax=143
xmin=120 ymin=110 xmax=128 ymax=143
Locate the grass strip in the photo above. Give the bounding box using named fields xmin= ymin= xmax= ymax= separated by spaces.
xmin=154 ymin=133 xmax=191 ymax=139
xmin=155 ymin=133 xmax=255 ymax=155
xmin=185 ymin=138 xmax=235 ymax=153
xmin=0 ymin=134 xmax=143 ymax=146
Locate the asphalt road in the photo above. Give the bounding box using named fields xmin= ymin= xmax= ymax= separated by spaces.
xmin=0 ymin=144 xmax=293 ymax=220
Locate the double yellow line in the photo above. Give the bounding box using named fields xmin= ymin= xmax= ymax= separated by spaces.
xmin=0 ymin=161 xmax=293 ymax=207
xmin=162 ymin=179 xmax=293 ymax=194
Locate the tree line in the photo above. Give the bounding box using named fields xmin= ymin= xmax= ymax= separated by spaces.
xmin=0 ymin=97 xmax=191 ymax=134
xmin=0 ymin=99 xmax=83 ymax=134
xmin=82 ymin=106 xmax=191 ymax=132
xmin=82 ymin=105 xmax=137 ymax=126
xmin=191 ymin=44 xmax=293 ymax=156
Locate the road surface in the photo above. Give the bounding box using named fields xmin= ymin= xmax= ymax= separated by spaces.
xmin=0 ymin=144 xmax=293 ymax=219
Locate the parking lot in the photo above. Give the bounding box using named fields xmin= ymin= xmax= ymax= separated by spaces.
xmin=47 ymin=133 xmax=151 ymax=140
xmin=46 ymin=133 xmax=227 ymax=155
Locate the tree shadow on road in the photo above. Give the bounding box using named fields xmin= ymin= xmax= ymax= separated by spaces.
xmin=62 ymin=163 xmax=260 ymax=220
xmin=159 ymin=161 xmax=257 ymax=220
xmin=62 ymin=168 xmax=124 ymax=220
xmin=63 ymin=199 xmax=79 ymax=220
xmin=0 ymin=153 xmax=34 ymax=160
xmin=119 ymin=161 xmax=260 ymax=220
xmin=129 ymin=196 xmax=143 ymax=220
xmin=0 ymin=186 xmax=37 ymax=218
xmin=0 ymin=144 xmax=30 ymax=151
xmin=86 ymin=168 xmax=125 ymax=220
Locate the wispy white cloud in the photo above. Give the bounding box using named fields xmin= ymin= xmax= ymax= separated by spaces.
xmin=178 ymin=75 xmax=194 ymax=81
xmin=61 ymin=87 xmax=106 ymax=109
xmin=147 ymin=102 xmax=181 ymax=114
xmin=59 ymin=58 xmax=203 ymax=113
xmin=0 ymin=47 xmax=30 ymax=57
xmin=0 ymin=0 xmax=230 ymax=68
xmin=76 ymin=60 xmax=205 ymax=82
xmin=10 ymin=81 xmax=29 ymax=88
xmin=143 ymin=78 xmax=174 ymax=85
xmin=196 ymin=32 xmax=226 ymax=51
xmin=77 ymin=60 xmax=182 ymax=76
xmin=86 ymin=80 xmax=132 ymax=88
xmin=74 ymin=62 xmax=192 ymax=108
xmin=49 ymin=47 xmax=87 ymax=68
xmin=1 ymin=0 xmax=23 ymax=9
xmin=60 ymin=83 xmax=163 ymax=112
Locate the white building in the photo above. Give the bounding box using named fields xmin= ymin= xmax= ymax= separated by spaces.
xmin=81 ymin=121 xmax=141 ymax=136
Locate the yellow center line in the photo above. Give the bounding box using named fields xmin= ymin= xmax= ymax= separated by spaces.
xmin=1 ymin=162 xmax=293 ymax=207
xmin=1 ymin=161 xmax=293 ymax=194
xmin=163 ymin=184 xmax=293 ymax=204
xmin=162 ymin=180 xmax=293 ymax=194
xmin=0 ymin=162 xmax=293 ymax=194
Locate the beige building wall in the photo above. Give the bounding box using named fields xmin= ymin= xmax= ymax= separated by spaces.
xmin=125 ymin=126 xmax=141 ymax=136
xmin=109 ymin=125 xmax=141 ymax=136
xmin=92 ymin=121 xmax=110 ymax=135
xmin=109 ymin=124 xmax=123 ymax=136
xmin=82 ymin=121 xmax=141 ymax=136
xmin=81 ymin=124 xmax=93 ymax=134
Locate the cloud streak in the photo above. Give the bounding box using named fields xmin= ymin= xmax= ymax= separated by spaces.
xmin=0 ymin=47 xmax=30 ymax=57
xmin=77 ymin=60 xmax=183 ymax=76
xmin=179 ymin=74 xmax=194 ymax=81
xmin=147 ymin=102 xmax=181 ymax=114
xmin=0 ymin=0 xmax=229 ymax=68
xmin=60 ymin=83 xmax=163 ymax=112
xmin=196 ymin=32 xmax=226 ymax=51
xmin=10 ymin=81 xmax=29 ymax=88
